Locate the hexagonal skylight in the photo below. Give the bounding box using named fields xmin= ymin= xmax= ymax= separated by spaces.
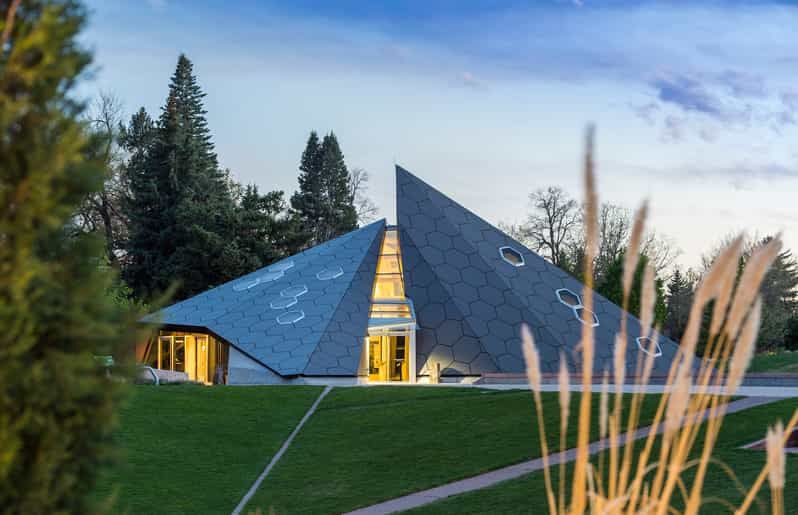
xmin=280 ymin=284 xmax=308 ymax=298
xmin=316 ymin=266 xmax=344 ymax=281
xmin=276 ymin=310 xmax=305 ymax=325
xmin=574 ymin=306 xmax=600 ymax=327
xmin=260 ymin=270 xmax=285 ymax=283
xmin=636 ymin=336 xmax=662 ymax=357
xmin=269 ymin=260 xmax=295 ymax=273
xmin=232 ymin=277 xmax=260 ymax=292
xmin=499 ymin=246 xmax=525 ymax=267
xmin=270 ymin=296 xmax=298 ymax=310
xmin=556 ymin=288 xmax=582 ymax=308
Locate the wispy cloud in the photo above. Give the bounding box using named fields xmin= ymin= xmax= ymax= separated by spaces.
xmin=455 ymin=71 xmax=485 ymax=89
xmin=650 ymin=73 xmax=725 ymax=118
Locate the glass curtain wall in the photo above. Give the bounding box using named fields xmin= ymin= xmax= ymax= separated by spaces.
xmin=142 ymin=331 xmax=229 ymax=384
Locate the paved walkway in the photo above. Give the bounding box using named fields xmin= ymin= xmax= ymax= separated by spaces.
xmin=231 ymin=385 xmax=333 ymax=515
xmin=345 ymin=396 xmax=779 ymax=515
xmin=359 ymin=380 xmax=798 ymax=398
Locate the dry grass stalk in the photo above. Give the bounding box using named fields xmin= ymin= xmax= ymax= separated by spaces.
xmin=766 ymin=422 xmax=785 ymax=515
xmin=523 ymin=128 xmax=797 ymax=515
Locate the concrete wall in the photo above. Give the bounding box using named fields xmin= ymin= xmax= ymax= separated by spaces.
xmin=227 ymin=347 xmax=292 ymax=385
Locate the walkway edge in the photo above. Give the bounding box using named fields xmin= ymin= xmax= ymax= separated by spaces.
xmin=232 ymin=385 xmax=333 ymax=515
xmin=344 ymin=396 xmax=779 ymax=515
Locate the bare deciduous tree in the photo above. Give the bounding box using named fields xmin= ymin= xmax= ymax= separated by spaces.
xmin=74 ymin=92 xmax=128 ymax=266
xmin=521 ymin=186 xmax=580 ymax=266
xmin=349 ymin=167 xmax=378 ymax=224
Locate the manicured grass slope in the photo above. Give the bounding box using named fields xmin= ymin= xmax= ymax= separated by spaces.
xmin=246 ymin=386 xmax=663 ymax=514
xmin=93 ymin=385 xmax=322 ymax=515
xmin=749 ymin=350 xmax=798 ymax=373
xmin=405 ymin=398 xmax=798 ymax=514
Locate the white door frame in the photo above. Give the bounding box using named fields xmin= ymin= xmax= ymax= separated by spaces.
xmin=366 ymin=325 xmax=416 ymax=383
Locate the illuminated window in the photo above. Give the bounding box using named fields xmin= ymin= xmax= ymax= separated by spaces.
xmin=369 ymin=302 xmax=412 ymax=319
xmin=372 ymin=229 xmax=406 ymax=300
xmin=277 ymin=310 xmax=305 ymax=325
xmin=499 ymin=246 xmax=524 ymax=267
xmin=636 ymin=336 xmax=662 ymax=357
xmin=556 ymin=288 xmax=582 ymax=308
xmin=142 ymin=332 xmax=229 ymax=384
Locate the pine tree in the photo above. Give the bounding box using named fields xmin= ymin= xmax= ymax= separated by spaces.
xmin=123 ymin=54 xmax=242 ymax=301
xmin=235 ymin=185 xmax=294 ymax=268
xmin=319 ymin=131 xmax=357 ymax=240
xmin=756 ymin=239 xmax=798 ymax=349
xmin=663 ymin=267 xmax=694 ymax=341
xmin=0 ymin=1 xmax=137 ymax=511
xmin=290 ymin=131 xmax=325 ymax=246
xmin=290 ymin=131 xmax=358 ymax=248
xmin=596 ymin=253 xmax=667 ymax=326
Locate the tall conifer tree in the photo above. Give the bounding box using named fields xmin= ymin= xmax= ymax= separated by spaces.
xmin=290 ymin=131 xmax=325 ymax=245
xmin=123 ymin=55 xmax=242 ymax=301
xmin=320 ymin=132 xmax=357 ymax=240
xmin=290 ymin=130 xmax=357 ymax=247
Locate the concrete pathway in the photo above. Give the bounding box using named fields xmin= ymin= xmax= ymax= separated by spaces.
xmin=345 ymin=396 xmax=780 ymax=515
xmin=357 ymin=380 xmax=798 ymax=398
xmin=231 ymin=385 xmax=333 ymax=515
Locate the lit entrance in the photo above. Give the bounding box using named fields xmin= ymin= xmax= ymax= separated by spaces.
xmin=366 ymin=226 xmax=417 ymax=383
xmin=368 ymin=334 xmax=410 ymax=382
xmin=143 ymin=331 xmax=229 ymax=384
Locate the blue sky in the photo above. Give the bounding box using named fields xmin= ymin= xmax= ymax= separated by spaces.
xmin=81 ymin=0 xmax=798 ymax=268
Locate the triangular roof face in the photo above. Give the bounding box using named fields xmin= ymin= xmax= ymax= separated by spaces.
xmin=143 ymin=219 xmax=385 ymax=376
xmin=396 ymin=165 xmax=680 ymax=375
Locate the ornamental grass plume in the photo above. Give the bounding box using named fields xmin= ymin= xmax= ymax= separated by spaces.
xmin=766 ymin=422 xmax=785 ymax=515
xmin=521 ymin=126 xmax=798 ymax=514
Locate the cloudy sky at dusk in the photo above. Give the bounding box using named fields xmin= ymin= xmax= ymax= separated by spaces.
xmin=81 ymin=0 xmax=798 ymax=268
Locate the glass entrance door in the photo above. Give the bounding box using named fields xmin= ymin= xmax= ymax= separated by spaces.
xmin=196 ymin=335 xmax=209 ymax=383
xmin=367 ymin=334 xmax=408 ymax=382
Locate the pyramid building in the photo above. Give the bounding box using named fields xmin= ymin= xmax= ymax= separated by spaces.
xmin=138 ymin=166 xmax=680 ymax=384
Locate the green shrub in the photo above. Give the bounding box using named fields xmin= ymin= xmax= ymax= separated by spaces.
xmin=0 ymin=1 xmax=138 ymax=512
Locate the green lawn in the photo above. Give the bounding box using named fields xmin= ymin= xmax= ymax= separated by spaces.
xmin=93 ymin=385 xmax=322 ymax=515
xmin=405 ymin=398 xmax=798 ymax=514
xmin=749 ymin=350 xmax=798 ymax=373
xmin=245 ymin=386 xmax=664 ymax=514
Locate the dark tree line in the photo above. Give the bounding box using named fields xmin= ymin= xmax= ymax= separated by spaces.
xmin=80 ymin=54 xmax=373 ymax=303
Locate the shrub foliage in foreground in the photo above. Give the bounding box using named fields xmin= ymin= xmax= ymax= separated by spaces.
xmin=0 ymin=1 xmax=137 ymax=512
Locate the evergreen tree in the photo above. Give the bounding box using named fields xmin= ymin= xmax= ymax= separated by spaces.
xmin=596 ymin=253 xmax=667 ymax=327
xmin=319 ymin=131 xmax=357 ymax=240
xmin=0 ymin=1 xmax=137 ymax=511
xmin=756 ymin=238 xmax=798 ymax=349
xmin=290 ymin=131 xmax=325 ymax=246
xmin=123 ymin=54 xmax=242 ymax=301
xmin=235 ymin=185 xmax=295 ymax=268
xmin=290 ymin=130 xmax=357 ymax=248
xmin=663 ymin=267 xmax=694 ymax=342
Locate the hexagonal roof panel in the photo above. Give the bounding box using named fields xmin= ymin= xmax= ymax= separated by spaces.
xmin=396 ymin=165 xmax=684 ymax=376
xmin=141 ymin=219 xmax=386 ymax=376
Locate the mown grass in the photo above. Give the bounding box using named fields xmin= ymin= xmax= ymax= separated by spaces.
xmin=749 ymin=350 xmax=798 ymax=373
xmin=92 ymin=385 xmax=322 ymax=515
xmin=246 ymin=386 xmax=664 ymax=514
xmin=405 ymin=398 xmax=798 ymax=514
